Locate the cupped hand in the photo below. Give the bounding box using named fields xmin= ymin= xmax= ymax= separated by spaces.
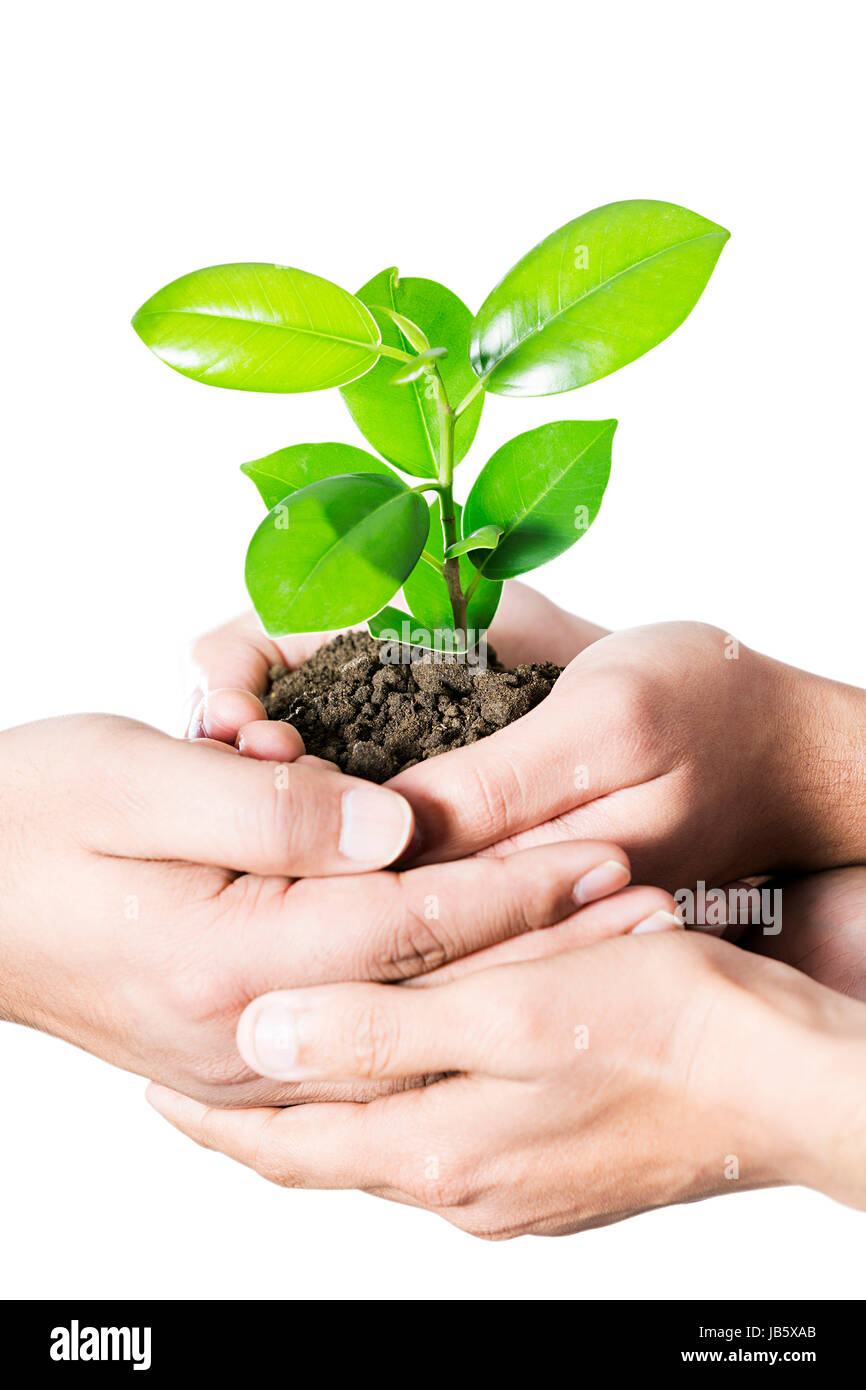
xmin=184 ymin=582 xmax=606 ymax=744
xmin=189 ymin=588 xmax=866 ymax=892
xmin=395 ymin=621 xmax=866 ymax=891
xmin=0 ymin=713 xmax=673 ymax=1106
xmin=147 ymin=927 xmax=866 ymax=1238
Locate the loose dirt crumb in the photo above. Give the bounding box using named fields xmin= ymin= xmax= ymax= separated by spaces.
xmin=264 ymin=631 xmax=562 ymax=783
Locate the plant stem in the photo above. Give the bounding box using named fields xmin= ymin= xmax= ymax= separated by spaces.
xmin=441 ymin=500 xmax=467 ymax=637
xmin=454 ymin=374 xmax=487 ymax=418
xmin=431 ymin=369 xmax=467 ymax=637
xmin=376 ymin=343 xmax=416 ymax=363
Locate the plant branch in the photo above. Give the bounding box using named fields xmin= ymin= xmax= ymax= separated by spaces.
xmin=454 ymin=374 xmax=487 ymax=417
xmin=376 ymin=343 xmax=416 ymax=363
xmin=434 ymin=397 xmax=467 ymax=636
xmin=411 ymin=481 xmax=448 ymax=496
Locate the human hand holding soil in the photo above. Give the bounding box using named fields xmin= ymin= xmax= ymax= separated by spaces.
xmin=185 ymin=582 xmax=603 ymax=743
xmin=395 ymin=620 xmax=866 ymax=893
xmin=0 ymin=712 xmax=674 ymax=1104
xmin=190 ymin=585 xmax=866 ymax=893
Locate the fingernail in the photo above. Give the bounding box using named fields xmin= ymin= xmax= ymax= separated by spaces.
xmin=631 ymin=910 xmax=683 ymax=934
xmin=187 ymin=697 xmax=205 ymax=740
xmin=250 ymin=1002 xmax=302 ymax=1078
xmin=574 ymin=858 xmax=631 ymax=905
xmin=184 ymin=688 xmax=203 ymax=738
xmin=339 ymin=787 xmax=413 ymax=864
xmin=198 ymin=693 xmax=213 ymax=737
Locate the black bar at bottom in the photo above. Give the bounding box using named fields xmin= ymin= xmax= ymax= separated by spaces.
xmin=0 ymin=1298 xmax=859 ymax=1374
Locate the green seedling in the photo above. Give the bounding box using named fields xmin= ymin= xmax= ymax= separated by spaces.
xmin=132 ymin=199 xmax=728 ymax=652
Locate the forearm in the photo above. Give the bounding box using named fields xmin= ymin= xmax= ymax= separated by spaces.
xmin=784 ymin=1031 xmax=866 ymax=1210
xmin=780 ymin=662 xmax=866 ymax=871
xmin=723 ymin=951 xmax=866 ymax=1209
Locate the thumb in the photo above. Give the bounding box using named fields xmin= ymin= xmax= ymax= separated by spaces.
xmin=86 ymin=720 xmax=414 ymax=876
xmin=390 ymin=669 xmax=617 ymax=862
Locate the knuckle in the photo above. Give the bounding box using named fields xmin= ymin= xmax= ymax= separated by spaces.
xmin=601 ymin=667 xmax=654 ymax=726
xmin=258 ymin=773 xmax=322 ymax=866
xmin=445 ymin=1181 xmax=538 ymax=1241
xmin=164 ymin=959 xmax=241 ymax=1027
xmin=343 ymin=999 xmax=398 ymax=1079
xmin=487 ymin=986 xmax=551 ymax=1069
xmin=684 ymin=620 xmax=730 ymax=653
xmin=497 ymin=854 xmax=553 ymax=933
xmin=195 ymin=1106 xmax=222 ymax=1151
xmin=79 ymin=720 xmax=159 ymax=824
xmin=254 ymin=1114 xmax=303 ymax=1188
xmin=460 ymin=1214 xmax=519 ymax=1242
xmin=596 ymin=667 xmax=668 ymax=763
xmin=171 ymin=1061 xmax=258 ymax=1104
xmin=402 ymin=1151 xmax=479 ymax=1210
xmin=465 ymin=753 xmax=529 ymax=838
xmin=221 ymin=871 xmax=288 ymax=926
xmin=186 ymin=1049 xmax=254 ymax=1089
xmin=374 ymin=881 xmax=454 ymax=980
xmin=633 ymin=885 xmax=678 ymax=920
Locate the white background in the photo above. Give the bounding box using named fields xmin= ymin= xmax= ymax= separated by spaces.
xmin=1 ymin=0 xmax=864 ymax=1300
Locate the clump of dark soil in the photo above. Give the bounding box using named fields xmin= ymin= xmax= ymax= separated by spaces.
xmin=264 ymin=631 xmax=562 ymax=783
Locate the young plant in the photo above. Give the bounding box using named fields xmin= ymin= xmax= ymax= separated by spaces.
xmin=132 ymin=199 xmax=728 ymax=653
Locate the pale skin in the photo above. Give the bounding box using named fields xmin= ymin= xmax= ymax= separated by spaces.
xmin=0 ymin=712 xmax=676 ymax=1106
xmin=4 ymin=587 xmax=865 ymax=1235
xmin=147 ymin=926 xmax=866 ymax=1238
xmin=162 ymin=581 xmax=866 ymax=1234
xmin=191 ymin=584 xmax=866 ymax=890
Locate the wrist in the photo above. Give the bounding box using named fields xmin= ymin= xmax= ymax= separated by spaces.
xmin=767 ymin=658 xmax=866 ymax=871
xmin=744 ymin=982 xmax=866 ymax=1207
xmin=782 ymin=1031 xmax=866 ymax=1209
xmin=695 ymin=939 xmax=866 ymax=1203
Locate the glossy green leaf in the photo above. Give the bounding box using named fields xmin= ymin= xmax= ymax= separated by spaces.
xmin=403 ymin=499 xmax=502 ymax=633
xmin=132 ymin=263 xmax=383 ymax=393
xmin=245 ymin=473 xmax=429 ymax=634
xmin=471 ymin=200 xmax=729 ymax=396
xmin=340 ymin=268 xmax=483 ymax=477
xmin=241 ymin=441 xmax=398 ymax=510
xmin=367 ymin=605 xmax=452 ymax=652
xmin=367 ymin=604 xmax=415 ymax=640
xmin=463 ymin=420 xmax=616 ymax=579
xmin=369 ymin=605 xmax=480 ymax=655
xmin=445 ymin=525 xmax=502 ymax=558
